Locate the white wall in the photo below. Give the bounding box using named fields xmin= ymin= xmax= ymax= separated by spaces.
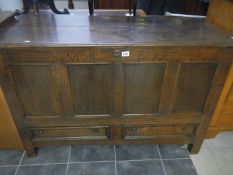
xmin=55 ymin=0 xmax=88 ymax=9
xmin=0 ymin=0 xmax=23 ymax=11
xmin=0 ymin=0 xmax=88 ymax=11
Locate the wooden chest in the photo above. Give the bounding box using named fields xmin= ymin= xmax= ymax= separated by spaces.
xmin=0 ymin=14 xmax=232 ymax=156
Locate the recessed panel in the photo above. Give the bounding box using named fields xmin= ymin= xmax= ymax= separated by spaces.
xmin=10 ymin=65 xmax=57 ymax=116
xmin=68 ymin=64 xmax=111 ymax=115
xmin=123 ymin=63 xmax=165 ymax=114
xmin=173 ymin=63 xmax=218 ymax=113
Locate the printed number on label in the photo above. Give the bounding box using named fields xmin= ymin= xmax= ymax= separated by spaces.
xmin=121 ymin=51 xmax=130 ymax=57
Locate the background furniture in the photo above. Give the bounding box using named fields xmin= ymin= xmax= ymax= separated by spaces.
xmin=206 ymin=0 xmax=233 ymax=138
xmin=0 ymin=12 xmax=23 ymax=150
xmin=68 ymin=0 xmax=74 ymax=9
xmin=89 ymin=0 xmax=138 ymax=16
xmin=22 ymin=0 xmax=70 ymax=14
xmin=38 ymin=9 xmax=146 ymax=16
xmin=0 ymin=13 xmax=232 ymax=156
xmin=21 ymin=0 xmax=138 ymax=16
xmin=207 ymin=0 xmax=233 ymax=33
xmin=95 ymin=0 xmax=209 ymax=15
xmin=0 ymin=87 xmax=23 ymax=149
xmin=93 ymin=0 xmax=130 ymax=9
xmin=164 ymin=0 xmax=209 ymax=15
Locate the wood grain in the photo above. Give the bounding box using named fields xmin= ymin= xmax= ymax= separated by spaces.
xmin=207 ymin=0 xmax=233 ymax=34
xmin=10 ymin=65 xmax=58 ymax=116
xmin=173 ymin=63 xmax=218 ymax=113
xmin=0 ymin=15 xmax=233 ymax=47
xmin=206 ymin=0 xmax=233 ymax=138
xmin=0 ymin=86 xmax=23 ymax=149
xmin=68 ymin=64 xmax=111 ymax=115
xmin=0 ymin=13 xmax=232 ymax=155
xmin=123 ymin=63 xmax=165 ymax=114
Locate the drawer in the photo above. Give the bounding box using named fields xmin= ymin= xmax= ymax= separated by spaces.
xmin=124 ymin=125 xmax=195 ymax=139
xmin=31 ymin=126 xmax=109 ymax=140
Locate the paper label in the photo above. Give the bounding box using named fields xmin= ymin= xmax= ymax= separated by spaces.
xmin=121 ymin=51 xmax=130 ymax=57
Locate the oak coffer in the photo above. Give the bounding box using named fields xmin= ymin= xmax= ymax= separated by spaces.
xmin=0 ymin=13 xmax=232 ymax=156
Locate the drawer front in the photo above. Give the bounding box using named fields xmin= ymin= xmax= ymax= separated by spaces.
xmin=124 ymin=125 xmax=195 ymax=139
xmin=31 ymin=126 xmax=109 ymax=140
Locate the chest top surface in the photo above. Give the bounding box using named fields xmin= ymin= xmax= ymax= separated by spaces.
xmin=0 ymin=13 xmax=233 ymax=47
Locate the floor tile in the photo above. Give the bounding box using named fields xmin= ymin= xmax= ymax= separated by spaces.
xmin=190 ymin=149 xmax=221 ymax=175
xmin=21 ymin=146 xmax=70 ymax=165
xmin=205 ymin=132 xmax=233 ymax=148
xmin=67 ymin=162 xmax=115 ymax=175
xmin=158 ymin=144 xmax=190 ymax=159
xmin=0 ymin=149 xmax=23 ymax=165
xmin=17 ymin=164 xmax=66 ymax=175
xmin=116 ymin=145 xmax=159 ymax=161
xmin=163 ymin=159 xmax=197 ymax=175
xmin=209 ymin=147 xmax=233 ymax=175
xmin=70 ymin=145 xmax=114 ymax=162
xmin=200 ymin=141 xmax=208 ymax=150
xmin=0 ymin=166 xmax=17 ymax=175
xmin=117 ymin=160 xmax=164 ymax=175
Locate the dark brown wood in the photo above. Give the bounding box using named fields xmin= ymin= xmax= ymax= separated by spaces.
xmin=24 ymin=114 xmax=203 ymax=128
xmin=32 ymin=135 xmax=194 ymax=147
xmin=94 ymin=0 xmax=129 ymax=9
xmin=51 ymin=63 xmax=73 ymax=117
xmin=123 ymin=63 xmax=165 ymax=114
xmin=124 ymin=125 xmax=195 ymax=138
xmin=159 ymin=61 xmax=180 ymax=115
xmin=0 ymin=15 xmax=232 ymax=46
xmin=10 ymin=65 xmax=58 ymax=116
xmin=111 ymin=63 xmax=123 ymax=117
xmin=173 ymin=63 xmax=218 ymax=113
xmin=0 ymin=14 xmax=232 ymax=156
xmin=68 ymin=64 xmax=111 ymax=115
xmin=189 ymin=59 xmax=231 ymax=151
xmin=31 ymin=126 xmax=109 ymax=139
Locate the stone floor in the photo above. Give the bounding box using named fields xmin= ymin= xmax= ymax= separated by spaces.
xmin=191 ymin=131 xmax=233 ymax=175
xmin=1 ymin=131 xmax=233 ymax=175
xmin=0 ymin=144 xmax=197 ymax=175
